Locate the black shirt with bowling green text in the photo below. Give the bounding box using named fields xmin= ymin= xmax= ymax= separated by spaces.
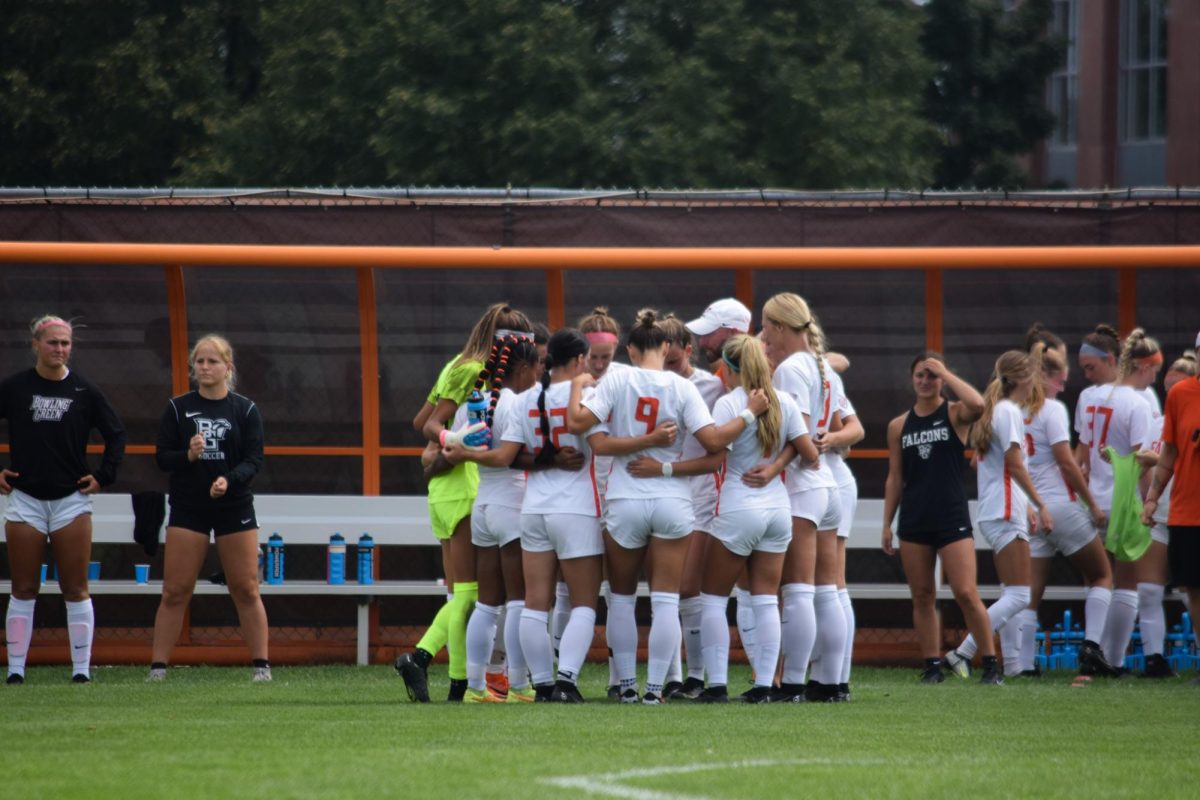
xmin=156 ymin=391 xmax=264 ymax=511
xmin=0 ymin=367 xmax=127 ymax=500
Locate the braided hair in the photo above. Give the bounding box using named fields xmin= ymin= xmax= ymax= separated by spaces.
xmin=473 ymin=334 xmax=539 ymax=427
xmin=536 ymin=329 xmax=590 ymax=466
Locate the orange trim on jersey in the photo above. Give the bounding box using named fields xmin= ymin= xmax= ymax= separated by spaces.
xmin=589 ymin=456 xmax=600 ymax=517
xmin=1003 ymin=463 xmax=1012 ymax=522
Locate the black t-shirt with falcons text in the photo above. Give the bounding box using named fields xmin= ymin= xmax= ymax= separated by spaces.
xmin=155 ymin=391 xmax=264 ymax=511
xmin=0 ymin=368 xmax=127 ymax=500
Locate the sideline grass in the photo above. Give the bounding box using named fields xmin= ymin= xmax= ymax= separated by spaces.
xmin=2 ymin=664 xmax=1196 ymax=799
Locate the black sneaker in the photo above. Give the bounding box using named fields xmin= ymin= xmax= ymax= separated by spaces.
xmin=606 ymin=684 xmax=621 ymax=700
xmin=6 ymin=673 xmax=24 ymax=685
xmin=980 ymin=664 xmax=1004 ymax=685
xmin=447 ymin=678 xmax=468 ymax=702
xmin=837 ymin=682 xmax=851 ymax=702
xmin=1140 ymin=654 xmax=1177 ymax=679
xmin=677 ymin=676 xmax=706 ymax=700
xmin=71 ymin=673 xmax=91 ymax=684
xmin=805 ymin=680 xmax=839 ymax=703
xmin=739 ymin=686 xmax=772 ymax=704
xmin=642 ymin=692 xmax=665 ymax=705
xmin=619 ymin=688 xmax=641 ymax=704
xmin=533 ymin=683 xmax=555 ymax=703
xmin=694 ymin=686 xmax=729 ymax=704
xmin=394 ymin=651 xmax=430 ymax=703
xmin=920 ymin=665 xmax=946 ymax=684
xmin=550 ymin=680 xmax=586 ymax=703
xmin=770 ymin=682 xmax=807 ymax=703
xmin=662 ymin=680 xmax=685 ymax=700
xmin=1078 ymin=640 xmax=1120 ymax=678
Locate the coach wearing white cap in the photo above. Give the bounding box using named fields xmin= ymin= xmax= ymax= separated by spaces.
xmin=686 ymin=298 xmax=752 ymax=370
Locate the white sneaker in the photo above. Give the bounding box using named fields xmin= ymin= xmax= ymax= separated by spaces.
xmin=944 ymin=650 xmax=971 ymax=679
xmin=146 ymin=667 xmax=167 ymax=683
xmin=252 ymin=666 xmax=273 ymax=683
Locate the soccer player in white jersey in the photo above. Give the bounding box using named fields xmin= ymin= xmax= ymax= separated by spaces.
xmin=759 ymin=293 xmax=847 ymax=702
xmin=945 ymin=348 xmax=1054 ymax=685
xmin=816 ymin=359 xmax=864 ymax=698
xmin=444 ymin=335 xmax=542 ymax=702
xmin=1015 ymin=343 xmax=1117 ymax=678
xmin=1074 ymin=324 xmax=1122 ymax=492
xmin=692 ymin=335 xmax=820 ymax=702
xmin=567 ymin=309 xmax=768 ymax=704
xmin=1090 ymin=329 xmax=1166 ymax=675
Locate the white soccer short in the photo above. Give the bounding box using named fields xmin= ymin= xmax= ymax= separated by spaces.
xmin=689 ymin=474 xmax=720 ymax=534
xmin=604 ymin=497 xmax=694 ymax=550
xmin=470 ymin=503 xmax=522 ymax=548
xmin=3 ymin=488 xmax=92 ymax=536
xmin=978 ymin=518 xmax=1030 ymax=554
xmin=789 ymin=486 xmax=842 ymax=531
xmin=711 ymin=507 xmax=792 ymax=557
xmin=1151 ymin=522 xmax=1169 ymax=547
xmin=835 ymin=480 xmax=858 ymax=539
xmin=520 ymin=513 xmax=603 ymax=560
xmin=1029 ymin=501 xmax=1097 ymax=559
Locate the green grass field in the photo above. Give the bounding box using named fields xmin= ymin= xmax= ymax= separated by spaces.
xmin=3 ymin=664 xmax=1197 ymax=799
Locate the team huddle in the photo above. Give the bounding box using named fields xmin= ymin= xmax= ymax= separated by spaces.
xmin=4 ymin=303 xmax=1198 ymax=696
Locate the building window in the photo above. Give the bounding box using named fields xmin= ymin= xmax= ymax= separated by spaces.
xmin=1048 ymin=0 xmax=1079 ymax=146
xmin=1119 ymin=0 xmax=1168 ymax=142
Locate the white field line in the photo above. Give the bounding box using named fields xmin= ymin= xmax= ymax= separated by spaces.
xmin=538 ymin=758 xmax=891 ymax=800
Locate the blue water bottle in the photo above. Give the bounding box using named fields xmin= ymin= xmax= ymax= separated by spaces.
xmin=357 ymin=533 xmax=375 ymax=585
xmin=327 ymin=532 xmax=346 ymax=585
xmin=267 ymin=533 xmax=285 ymax=585
xmin=465 ymin=389 xmax=490 ymax=447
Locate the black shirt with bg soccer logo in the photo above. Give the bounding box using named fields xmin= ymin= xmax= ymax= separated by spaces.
xmin=156 ymin=391 xmax=263 ymax=511
xmin=898 ymin=399 xmax=972 ymax=535
xmin=0 ymin=368 xmax=127 ymax=500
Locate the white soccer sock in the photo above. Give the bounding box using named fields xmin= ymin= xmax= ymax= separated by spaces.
xmin=1101 ymin=589 xmax=1139 ymax=668
xmin=680 ymin=595 xmax=704 ymax=681
xmin=488 ymin=603 xmax=507 ymax=672
xmin=699 ymin=593 xmax=730 ymax=688
xmin=1137 ymin=582 xmax=1166 ymax=657
xmin=812 ymin=585 xmax=847 ymax=685
xmin=999 ymin=612 xmax=1022 ymax=676
xmin=465 ymin=602 xmax=501 ymax=690
xmin=734 ymin=587 xmax=757 ymax=668
xmin=5 ymin=597 xmax=35 ymax=678
xmin=552 ymin=581 xmax=571 ymax=655
xmin=838 ymin=589 xmax=854 ymax=685
xmin=751 ymin=594 xmax=782 ymax=688
xmin=1084 ymin=586 xmax=1112 ymax=644
xmin=780 ymin=583 xmax=816 ymax=685
xmin=557 ymin=606 xmax=596 ymax=684
xmin=518 ymin=608 xmax=554 ymax=687
xmin=957 ymin=585 xmax=1031 ymax=659
xmin=1017 ymin=608 xmax=1039 ymax=673
xmin=647 ymin=592 xmax=681 ymax=697
xmin=602 ymin=581 xmax=618 ymax=687
xmin=504 ymin=600 xmax=529 ymax=689
xmin=65 ymin=599 xmax=94 ymax=679
xmin=607 ymin=592 xmax=639 ymax=691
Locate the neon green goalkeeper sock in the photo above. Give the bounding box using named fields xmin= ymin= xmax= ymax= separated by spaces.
xmin=446 ymin=581 xmax=479 ymax=680
xmin=416 ymin=597 xmax=454 ymax=656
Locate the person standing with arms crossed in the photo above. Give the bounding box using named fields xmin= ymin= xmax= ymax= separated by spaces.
xmin=2 ymin=315 xmax=126 ymax=684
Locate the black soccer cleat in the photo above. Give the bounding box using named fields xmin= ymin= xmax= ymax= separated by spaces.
xmin=979 ymin=665 xmax=1004 ymax=685
xmin=1140 ymin=654 xmax=1177 ymax=679
xmin=804 ymin=680 xmax=840 ymax=703
xmin=837 ymin=682 xmax=851 ymax=702
xmin=394 ymin=651 xmax=430 ymax=703
xmin=1016 ymin=666 xmax=1043 ymax=678
xmin=619 ymin=687 xmax=641 ymax=704
xmin=550 ymin=680 xmax=586 ymax=703
xmin=919 ymin=665 xmax=946 ymax=684
xmin=693 ymin=686 xmax=729 ymax=704
xmin=533 ymin=683 xmax=556 ymax=703
xmin=71 ymin=673 xmax=91 ymax=684
xmin=770 ymin=682 xmax=807 ymax=703
xmin=1077 ymin=640 xmax=1121 ymax=678
xmin=739 ymin=686 xmax=772 ymax=704
xmin=676 ymin=676 xmax=706 ymax=700
xmin=662 ymin=680 xmax=685 ymax=700
xmin=6 ymin=673 xmax=24 ymax=685
xmin=447 ymin=678 xmax=468 ymax=702
xmin=606 ymin=684 xmax=621 ymax=700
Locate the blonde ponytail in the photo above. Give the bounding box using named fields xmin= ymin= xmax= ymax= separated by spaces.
xmin=724 ymin=335 xmax=781 ymax=456
xmin=971 ymin=349 xmax=1039 ymax=455
xmin=1117 ymin=327 xmax=1160 ymax=379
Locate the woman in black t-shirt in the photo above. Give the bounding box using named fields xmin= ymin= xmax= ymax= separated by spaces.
xmin=149 ymin=335 xmax=268 ymax=682
xmin=2 ymin=315 xmax=126 ymax=684
xmin=882 ymin=353 xmax=997 ymax=684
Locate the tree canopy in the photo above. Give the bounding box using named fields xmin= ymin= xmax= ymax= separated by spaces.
xmin=0 ymin=0 xmax=1063 ymax=189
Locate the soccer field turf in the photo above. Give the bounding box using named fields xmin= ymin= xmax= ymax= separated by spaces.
xmin=3 ymin=664 xmax=1196 ymax=799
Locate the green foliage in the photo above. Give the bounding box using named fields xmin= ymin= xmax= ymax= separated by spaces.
xmin=921 ymin=0 xmax=1065 ymax=189
xmin=0 ymin=0 xmax=1062 ymax=190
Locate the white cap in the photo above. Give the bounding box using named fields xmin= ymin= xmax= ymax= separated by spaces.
xmin=686 ymin=298 xmax=752 ymax=336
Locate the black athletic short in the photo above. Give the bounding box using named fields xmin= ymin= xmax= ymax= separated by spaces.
xmin=1167 ymin=526 xmax=1200 ymax=588
xmin=897 ymin=525 xmax=974 ymax=550
xmin=168 ymin=502 xmax=258 ymax=538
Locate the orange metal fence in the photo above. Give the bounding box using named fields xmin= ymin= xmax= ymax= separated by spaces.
xmin=3 ymin=241 xmax=1199 ymax=496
